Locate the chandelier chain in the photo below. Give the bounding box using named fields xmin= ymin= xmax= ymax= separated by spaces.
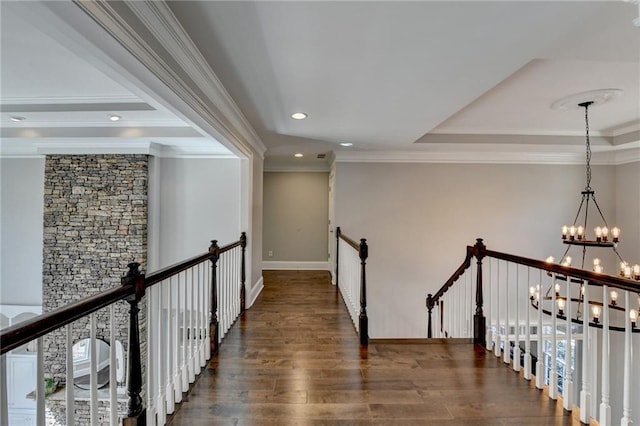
xmin=584 ymin=102 xmax=592 ymax=191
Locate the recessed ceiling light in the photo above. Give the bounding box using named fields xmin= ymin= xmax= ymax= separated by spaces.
xmin=291 ymin=112 xmax=307 ymax=120
xmin=294 ymin=153 xmax=304 ymax=158
xmin=109 ymin=114 xmax=122 ymax=121
xmin=10 ymin=116 xmax=25 ymax=122
xmin=340 ymin=142 xmax=353 ymax=147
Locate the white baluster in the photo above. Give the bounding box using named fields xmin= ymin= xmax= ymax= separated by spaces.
xmin=110 ymin=305 xmax=118 ymax=425
xmin=0 ymin=354 xmax=7 ymax=426
xmin=146 ymin=285 xmax=157 ymax=425
xmin=166 ymin=279 xmax=175 ymax=414
xmin=174 ymin=274 xmax=182 ymax=404
xmin=36 ymin=337 xmax=44 ymax=426
xmin=524 ymin=267 xmax=532 ymax=380
xmin=536 ymin=269 xmax=544 ymax=390
xmin=90 ymin=314 xmax=98 ymax=426
xmin=549 ymin=275 xmax=558 ymax=400
xmin=181 ymin=271 xmax=189 ymax=392
xmin=486 ymin=260 xmax=493 ymax=348
xmin=200 ymin=263 xmax=206 ymax=367
xmin=599 ymin=285 xmax=611 ymax=426
xmin=579 ymin=282 xmax=591 ymax=423
xmin=504 ymin=263 xmax=511 ymax=365
xmin=513 ymin=265 xmax=521 ymax=372
xmin=188 ymin=267 xmax=195 ymax=382
xmin=562 ymin=279 xmax=572 ymax=411
xmin=621 ymin=290 xmax=632 ymax=426
xmin=204 ymin=262 xmax=211 ymax=362
xmin=495 ymin=260 xmax=502 ymax=358
xmin=157 ymin=282 xmax=166 ymax=425
xmin=66 ymin=323 xmax=75 ymax=425
xmin=453 ymin=279 xmax=459 ymax=337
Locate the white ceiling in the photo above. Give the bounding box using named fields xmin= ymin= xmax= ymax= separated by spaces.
xmin=166 ymin=0 xmax=640 ymax=167
xmin=1 ymin=1 xmax=638 ymax=167
xmin=0 ymin=3 xmax=231 ymax=158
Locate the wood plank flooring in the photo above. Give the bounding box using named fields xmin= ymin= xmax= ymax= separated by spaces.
xmin=167 ymin=270 xmax=578 ymax=425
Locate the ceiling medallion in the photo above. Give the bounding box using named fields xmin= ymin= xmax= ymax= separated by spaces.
xmin=550 ymin=89 xmax=623 ymax=111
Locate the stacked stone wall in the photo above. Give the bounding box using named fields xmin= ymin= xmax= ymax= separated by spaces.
xmin=42 ymin=155 xmax=147 ymax=425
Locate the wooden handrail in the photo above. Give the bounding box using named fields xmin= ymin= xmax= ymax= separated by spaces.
xmin=335 ymin=226 xmax=369 ymax=346
xmin=339 ymin=232 xmax=360 ymax=251
xmin=484 ymin=248 xmax=640 ymax=293
xmin=429 ymin=238 xmax=640 ymax=344
xmin=1 ymin=285 xmax=134 ymax=354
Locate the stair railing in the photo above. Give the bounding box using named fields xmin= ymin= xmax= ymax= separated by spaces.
xmin=1 ymin=233 xmax=246 ymax=426
xmin=335 ymin=227 xmax=368 ymax=345
xmin=430 ymin=238 xmax=640 ymax=426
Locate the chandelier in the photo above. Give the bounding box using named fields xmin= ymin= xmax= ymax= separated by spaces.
xmin=551 ymin=99 xmax=639 ymax=280
xmin=539 ymin=91 xmax=640 ymax=327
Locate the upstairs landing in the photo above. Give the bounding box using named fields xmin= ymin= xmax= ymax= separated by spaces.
xmin=168 ymin=270 xmax=581 ymax=425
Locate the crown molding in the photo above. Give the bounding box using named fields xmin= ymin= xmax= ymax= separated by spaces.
xmin=72 ymin=0 xmax=266 ymax=159
xmin=125 ymin=1 xmax=266 ymax=157
xmin=333 ymin=144 xmax=640 ymax=166
xmin=0 ymin=95 xmax=142 ymax=105
xmin=0 ymin=140 xmax=234 ymax=159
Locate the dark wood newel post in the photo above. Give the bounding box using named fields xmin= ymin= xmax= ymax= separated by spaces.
xmin=240 ymin=232 xmax=247 ymax=312
xmin=335 ymin=227 xmax=341 ymax=290
xmin=426 ymin=294 xmax=434 ymax=338
xmin=209 ymin=240 xmax=220 ymax=355
xmin=358 ymin=238 xmax=369 ymax=346
xmin=122 ymin=262 xmax=146 ymax=426
xmin=473 ymin=238 xmax=487 ymax=346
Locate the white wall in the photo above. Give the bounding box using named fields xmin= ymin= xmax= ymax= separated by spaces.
xmin=0 ymin=158 xmax=45 ymax=305
xmin=334 ymin=161 xmax=616 ymax=338
xmin=149 ymin=157 xmax=242 ymax=270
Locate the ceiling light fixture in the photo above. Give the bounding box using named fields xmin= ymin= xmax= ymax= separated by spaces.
xmin=109 ymin=114 xmax=122 ymax=122
xmin=294 ymin=153 xmax=304 ymax=158
xmin=10 ymin=116 xmax=26 ymax=122
xmin=532 ymin=92 xmax=639 ymax=336
xmin=340 ymin=142 xmax=354 ymax=147
xmin=291 ymin=112 xmax=307 ymax=120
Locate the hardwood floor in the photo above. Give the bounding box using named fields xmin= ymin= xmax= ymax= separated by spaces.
xmin=167 ymin=270 xmax=578 ymax=425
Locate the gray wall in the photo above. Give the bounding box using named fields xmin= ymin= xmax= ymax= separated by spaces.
xmin=615 ymin=161 xmax=640 ymax=262
xmin=263 ymin=172 xmax=329 ymax=262
xmin=0 ymin=157 xmax=45 ymax=305
xmin=334 ymin=162 xmax=616 ymax=338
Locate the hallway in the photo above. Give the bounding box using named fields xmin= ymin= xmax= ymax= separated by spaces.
xmin=167 ymin=270 xmax=576 ymax=425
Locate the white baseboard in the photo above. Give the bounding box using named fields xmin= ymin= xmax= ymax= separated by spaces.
xmin=262 ymin=261 xmax=329 ymax=270
xmin=247 ymin=276 xmax=264 ymax=308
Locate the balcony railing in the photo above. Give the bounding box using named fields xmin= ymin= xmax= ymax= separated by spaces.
xmin=1 ymin=233 xmax=247 ymax=426
xmin=429 ymin=238 xmax=640 ymax=426
xmin=335 ymin=227 xmax=368 ymax=346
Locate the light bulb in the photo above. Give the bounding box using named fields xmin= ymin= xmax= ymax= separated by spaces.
xmin=632 ymin=264 xmax=640 ymax=280
xmin=561 ymin=225 xmax=568 ymax=239
xmin=602 ymin=226 xmax=609 ymax=241
xmin=595 ymin=226 xmax=603 ymax=241
xmin=594 ymin=265 xmax=604 ymax=274
xmin=569 ymin=225 xmax=577 ymax=240
xmin=611 ymin=227 xmax=620 ymax=242
xmin=610 ymin=290 xmax=618 ymax=305
xmin=557 ymin=298 xmax=566 ymax=313
xmin=592 ymin=305 xmax=602 ymax=323
xmin=620 ymin=261 xmax=628 ymax=275
xmin=546 ymin=256 xmax=555 ymax=264
xmin=555 ymin=283 xmax=561 ymax=295
xmin=630 ymin=309 xmax=638 ymax=326
xmin=577 ymin=225 xmax=584 ymax=239
xmin=624 ymin=266 xmax=632 ymax=278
